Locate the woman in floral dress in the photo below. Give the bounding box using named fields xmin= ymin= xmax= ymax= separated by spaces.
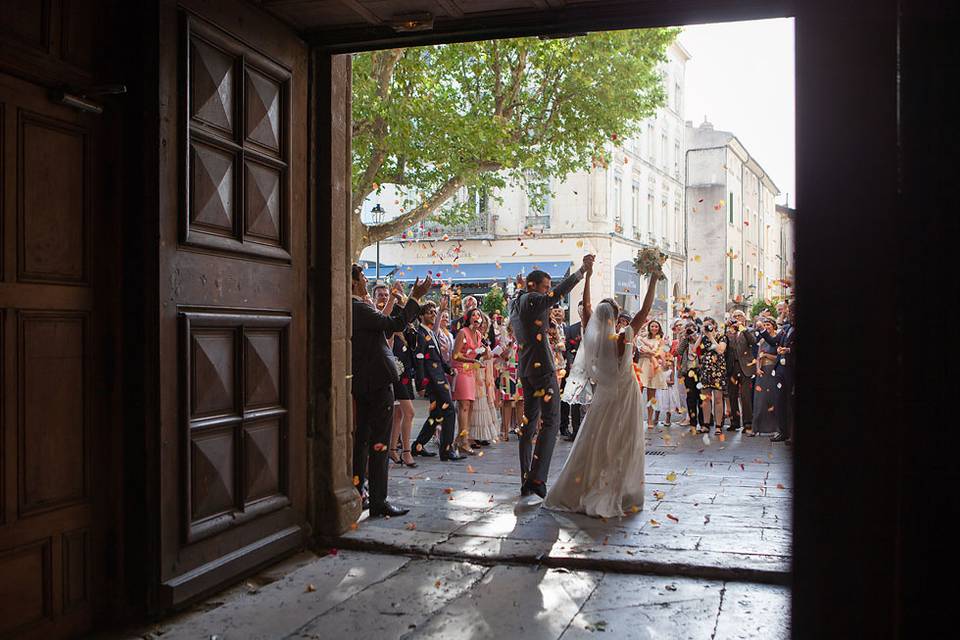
xmin=697 ymin=316 xmax=728 ymax=434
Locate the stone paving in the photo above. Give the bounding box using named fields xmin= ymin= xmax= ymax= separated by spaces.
xmin=117 ymin=550 xmax=789 ymax=640
xmin=106 ymin=399 xmax=792 ymax=639
xmin=337 ymin=399 xmax=792 ymax=582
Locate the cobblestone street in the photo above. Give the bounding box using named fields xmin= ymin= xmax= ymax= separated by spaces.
xmin=118 ymin=400 xmax=792 ymax=639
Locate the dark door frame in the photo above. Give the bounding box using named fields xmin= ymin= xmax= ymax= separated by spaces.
xmin=304 ymin=1 xmax=924 ymax=639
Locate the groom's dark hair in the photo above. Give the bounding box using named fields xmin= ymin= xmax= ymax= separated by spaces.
xmin=526 ymin=270 xmax=551 ymax=288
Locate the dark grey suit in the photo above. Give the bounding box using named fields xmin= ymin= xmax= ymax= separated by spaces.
xmin=351 ymin=297 xmax=420 ymax=509
xmin=509 ymin=268 xmax=584 ymax=490
xmin=725 ymin=328 xmax=758 ymax=429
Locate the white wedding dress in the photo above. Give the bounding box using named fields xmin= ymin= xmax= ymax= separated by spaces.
xmin=545 ymin=302 xmax=646 ymax=518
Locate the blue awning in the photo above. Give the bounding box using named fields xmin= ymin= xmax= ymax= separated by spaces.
xmin=390 ymin=261 xmax=573 ymax=284
xmin=362 ymin=261 xmax=396 ymax=281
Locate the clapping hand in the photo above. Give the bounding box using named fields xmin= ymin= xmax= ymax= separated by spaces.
xmin=410 ymin=275 xmax=433 ymax=300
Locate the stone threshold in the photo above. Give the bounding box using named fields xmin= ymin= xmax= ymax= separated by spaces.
xmin=316 ymin=534 xmax=792 ymax=586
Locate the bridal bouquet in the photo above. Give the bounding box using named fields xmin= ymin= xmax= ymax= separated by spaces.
xmin=633 ymin=247 xmax=667 ymax=281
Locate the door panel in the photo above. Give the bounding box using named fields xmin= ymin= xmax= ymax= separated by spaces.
xmin=155 ymin=0 xmax=308 ymax=608
xmin=0 ymin=73 xmax=95 ymax=639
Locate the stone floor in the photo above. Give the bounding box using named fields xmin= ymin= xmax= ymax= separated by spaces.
xmin=117 ymin=550 xmax=789 ymax=640
xmin=339 ymin=399 xmax=792 ymax=582
xmin=106 ymin=399 xmax=793 ymax=639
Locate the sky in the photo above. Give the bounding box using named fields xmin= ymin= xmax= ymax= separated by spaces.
xmin=678 ymin=18 xmax=796 ymax=206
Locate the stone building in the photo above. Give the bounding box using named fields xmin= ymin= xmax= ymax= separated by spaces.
xmin=363 ymin=40 xmax=691 ymax=325
xmin=684 ymin=119 xmax=782 ymax=320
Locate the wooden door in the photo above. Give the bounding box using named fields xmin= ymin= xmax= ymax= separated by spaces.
xmin=153 ymin=0 xmax=309 ymax=607
xmin=0 ymin=73 xmax=99 ymax=638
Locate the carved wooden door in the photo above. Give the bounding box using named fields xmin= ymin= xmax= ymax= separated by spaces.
xmin=0 ymin=72 xmax=98 ymax=637
xmin=153 ymin=0 xmax=309 ymax=607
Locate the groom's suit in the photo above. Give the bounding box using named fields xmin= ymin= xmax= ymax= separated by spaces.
xmin=510 ymin=268 xmax=585 ymax=492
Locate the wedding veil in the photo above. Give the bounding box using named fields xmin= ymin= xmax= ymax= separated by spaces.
xmin=561 ymin=300 xmax=621 ymax=404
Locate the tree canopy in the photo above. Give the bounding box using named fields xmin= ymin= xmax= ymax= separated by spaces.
xmin=351 ymin=28 xmax=679 ymax=256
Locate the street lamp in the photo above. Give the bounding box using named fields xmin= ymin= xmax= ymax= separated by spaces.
xmin=371 ymin=203 xmax=385 ymax=280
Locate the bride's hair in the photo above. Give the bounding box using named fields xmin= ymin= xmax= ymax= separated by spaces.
xmin=598 ymin=297 xmax=620 ymax=317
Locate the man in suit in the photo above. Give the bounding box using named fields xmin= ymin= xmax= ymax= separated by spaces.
xmin=509 ymin=255 xmax=594 ymax=499
xmin=411 ymin=301 xmax=464 ymax=461
xmin=351 ymin=264 xmax=432 ymax=517
xmin=771 ymin=303 xmax=796 ymax=443
xmin=560 ymin=301 xmax=585 ymax=441
xmin=725 ymin=309 xmax=758 ymax=432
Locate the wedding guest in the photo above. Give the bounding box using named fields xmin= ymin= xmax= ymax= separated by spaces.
xmin=451 ymin=295 xmax=479 ymax=334
xmin=724 ymin=309 xmax=757 ymax=433
xmin=470 ymin=312 xmax=500 ymax=447
xmin=412 ymin=301 xmax=463 ymax=461
xmin=677 ymin=320 xmax=703 ymax=430
xmin=771 ymin=304 xmax=796 ymax=443
xmin=637 ymin=320 xmax=669 ymax=428
xmin=654 ymin=319 xmax=685 ymax=426
xmin=350 ymin=264 xmax=431 ymax=517
xmin=698 ymin=317 xmax=728 ymax=435
xmin=452 ymin=308 xmax=484 ymax=455
xmin=372 ymin=282 xmax=391 ymax=310
xmin=435 ymin=308 xmax=455 ymax=368
xmin=388 ymin=318 xmax=419 ymax=467
xmin=561 ymin=301 xmax=586 ymax=441
xmin=496 ymin=321 xmax=523 ymax=441
xmin=750 ymin=317 xmax=785 ymax=436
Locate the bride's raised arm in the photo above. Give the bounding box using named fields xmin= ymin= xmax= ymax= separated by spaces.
xmin=629 ymin=273 xmax=659 ymax=334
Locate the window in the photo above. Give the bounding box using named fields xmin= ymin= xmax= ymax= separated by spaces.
xmin=646 ymin=193 xmax=655 ymax=238
xmin=613 ymin=174 xmax=623 ymax=229
xmin=660 ymin=199 xmax=668 ymax=245
xmin=675 ymin=82 xmax=682 ymax=113
xmin=729 ymin=191 xmax=734 ymax=225
xmin=660 ymin=133 xmax=668 ymax=170
xmin=524 ymin=176 xmax=550 ymax=228
xmin=674 ymin=204 xmax=682 ymax=250
xmin=728 ymin=256 xmax=734 ymax=291
xmin=647 ymin=124 xmax=655 ymax=162
xmin=674 ymin=141 xmax=681 ymax=178
xmin=632 ymin=183 xmax=641 ymax=239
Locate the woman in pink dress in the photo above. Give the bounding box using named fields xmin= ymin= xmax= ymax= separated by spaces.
xmin=452 ymin=308 xmax=484 ymax=455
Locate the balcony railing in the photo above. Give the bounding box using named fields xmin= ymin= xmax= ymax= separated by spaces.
xmin=392 ymin=212 xmax=493 ymax=240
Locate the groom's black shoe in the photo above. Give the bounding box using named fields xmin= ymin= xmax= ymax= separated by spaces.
xmin=369 ymin=501 xmax=409 ymax=518
xmin=521 ymin=481 xmax=547 ymax=499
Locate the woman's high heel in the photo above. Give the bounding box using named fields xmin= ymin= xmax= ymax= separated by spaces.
xmin=401 ymin=449 xmax=418 ymax=468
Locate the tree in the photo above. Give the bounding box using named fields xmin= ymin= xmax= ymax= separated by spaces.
xmin=351 ymin=29 xmax=679 ymax=256
xmin=481 ymin=283 xmax=506 ymax=317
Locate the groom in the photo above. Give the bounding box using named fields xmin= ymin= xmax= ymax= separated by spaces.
xmin=510 ymin=255 xmax=594 ymax=498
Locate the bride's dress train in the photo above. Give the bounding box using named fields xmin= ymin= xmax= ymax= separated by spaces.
xmin=545 ymin=305 xmax=645 ymax=518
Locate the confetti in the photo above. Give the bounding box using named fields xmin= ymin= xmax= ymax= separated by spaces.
xmin=667 ymin=513 xmax=679 ymax=523
xmin=776 ymin=483 xmax=785 ymax=489
xmin=653 ymin=490 xmax=665 ymax=500
xmin=666 ymin=471 xmax=677 ymax=482
xmin=649 ymin=519 xmax=661 ymax=528
xmin=405 ymin=522 xmax=417 ymax=530
xmin=306 ymin=583 xmax=316 ymax=592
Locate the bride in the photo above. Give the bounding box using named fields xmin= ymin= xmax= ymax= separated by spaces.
xmin=544 ymin=266 xmax=660 ymax=518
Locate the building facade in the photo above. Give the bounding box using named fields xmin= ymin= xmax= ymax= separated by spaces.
xmin=684 ymin=119 xmax=783 ymax=320
xmin=362 ymin=41 xmax=691 ymax=325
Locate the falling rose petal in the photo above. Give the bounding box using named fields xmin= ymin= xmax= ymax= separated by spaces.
xmin=776 ymin=483 xmax=785 ymax=489
xmin=328 ymin=548 xmax=338 ymax=556
xmin=443 ymin=487 xmax=454 ymax=494
xmin=667 ymin=513 xmax=679 ymax=523
xmin=653 ymin=490 xmax=665 ymax=500
xmin=649 ymin=519 xmax=661 ymax=528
